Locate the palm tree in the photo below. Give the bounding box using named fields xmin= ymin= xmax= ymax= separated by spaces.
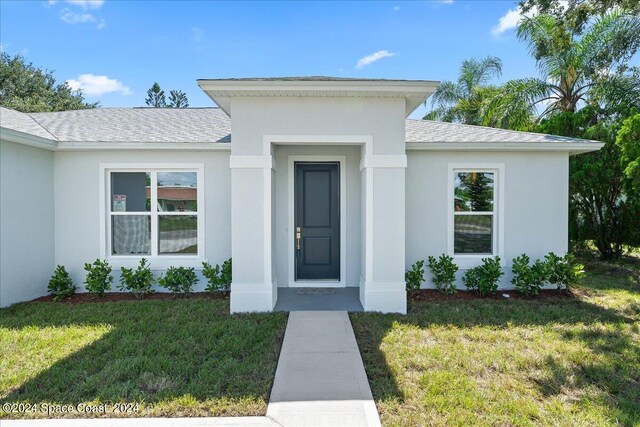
xmin=424 ymin=56 xmax=502 ymax=125
xmin=488 ymin=10 xmax=640 ymax=129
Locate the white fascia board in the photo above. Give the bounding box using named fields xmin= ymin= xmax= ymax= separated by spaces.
xmin=56 ymin=142 xmax=231 ymax=151
xmin=406 ymin=141 xmax=605 ymax=154
xmin=0 ymin=127 xmax=58 ymax=150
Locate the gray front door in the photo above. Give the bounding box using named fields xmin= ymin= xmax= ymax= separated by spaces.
xmin=294 ymin=162 xmax=340 ymax=280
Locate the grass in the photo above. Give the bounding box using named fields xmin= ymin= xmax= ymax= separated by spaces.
xmin=0 ymin=299 xmax=287 ymax=419
xmin=351 ymin=252 xmax=640 ymax=427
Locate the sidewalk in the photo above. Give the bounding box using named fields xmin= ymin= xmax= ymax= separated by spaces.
xmin=267 ymin=311 xmax=381 ymax=427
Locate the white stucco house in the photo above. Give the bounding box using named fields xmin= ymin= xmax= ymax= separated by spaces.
xmin=0 ymin=77 xmax=603 ymax=313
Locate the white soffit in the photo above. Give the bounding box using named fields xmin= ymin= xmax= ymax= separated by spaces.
xmin=197 ymin=78 xmax=440 ymax=117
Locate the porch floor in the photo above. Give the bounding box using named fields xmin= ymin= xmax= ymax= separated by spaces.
xmin=274 ymin=287 xmax=363 ymax=312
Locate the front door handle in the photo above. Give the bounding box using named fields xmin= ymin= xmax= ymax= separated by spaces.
xmin=296 ymin=227 xmax=302 ymax=251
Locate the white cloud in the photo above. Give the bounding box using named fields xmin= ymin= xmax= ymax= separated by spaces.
xmin=356 ymin=50 xmax=396 ymax=69
xmin=66 ymin=0 xmax=104 ymax=9
xmin=66 ymin=74 xmax=131 ymax=96
xmin=60 ymin=9 xmax=96 ymax=24
xmin=435 ymin=0 xmax=453 ymax=4
xmin=392 ymin=5 xmax=400 ymax=11
xmin=491 ymin=7 xmax=522 ymax=36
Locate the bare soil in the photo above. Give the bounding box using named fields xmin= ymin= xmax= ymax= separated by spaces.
xmin=408 ymin=288 xmax=574 ymax=302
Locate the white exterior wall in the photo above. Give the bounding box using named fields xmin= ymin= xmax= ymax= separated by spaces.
xmin=53 ymin=150 xmax=231 ymax=289
xmin=0 ymin=140 xmax=55 ymax=307
xmin=406 ymin=150 xmax=569 ymax=289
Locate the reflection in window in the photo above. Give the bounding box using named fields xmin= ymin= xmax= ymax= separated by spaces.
xmin=159 ymin=216 xmax=198 ymax=254
xmin=453 ymin=171 xmax=496 ymax=255
xmin=157 ymin=172 xmax=197 ymax=212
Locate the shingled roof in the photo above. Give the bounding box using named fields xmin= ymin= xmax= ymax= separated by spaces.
xmin=1 ymin=106 xmax=601 ymax=146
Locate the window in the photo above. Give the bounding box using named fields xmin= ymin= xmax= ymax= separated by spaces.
xmin=104 ymin=165 xmax=203 ymax=261
xmin=448 ymin=164 xmax=503 ymax=263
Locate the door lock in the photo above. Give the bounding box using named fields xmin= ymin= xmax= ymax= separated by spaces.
xmin=296 ymin=227 xmax=301 ymax=250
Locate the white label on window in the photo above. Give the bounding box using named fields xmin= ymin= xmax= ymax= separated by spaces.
xmin=113 ymin=194 xmax=126 ymax=212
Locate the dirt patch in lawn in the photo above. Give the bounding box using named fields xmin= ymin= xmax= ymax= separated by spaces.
xmin=408 ymin=289 xmax=575 ymax=302
xmin=32 ymin=291 xmax=230 ymax=304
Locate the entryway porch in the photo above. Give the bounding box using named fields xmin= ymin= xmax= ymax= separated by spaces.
xmin=274 ymin=287 xmax=363 ymax=312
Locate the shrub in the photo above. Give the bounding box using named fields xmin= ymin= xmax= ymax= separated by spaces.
xmin=47 ymin=265 xmax=76 ymax=301
xmin=118 ymin=258 xmax=155 ymax=299
xmin=158 ymin=266 xmax=198 ymax=297
xmin=202 ymin=258 xmax=232 ymax=292
xmin=544 ymin=252 xmax=585 ymax=291
xmin=84 ymin=259 xmax=113 ymax=296
xmin=462 ymin=256 xmax=504 ymax=296
xmin=405 ymin=260 xmax=425 ymax=291
xmin=427 ymin=254 xmax=459 ymax=294
xmin=511 ymin=254 xmax=547 ymax=296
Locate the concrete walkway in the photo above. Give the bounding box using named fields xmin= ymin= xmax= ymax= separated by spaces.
xmin=267 ymin=311 xmax=381 ymax=427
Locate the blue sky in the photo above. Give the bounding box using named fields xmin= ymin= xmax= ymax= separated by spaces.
xmin=1 ymin=0 xmax=559 ymax=118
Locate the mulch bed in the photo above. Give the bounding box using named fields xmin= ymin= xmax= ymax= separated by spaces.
xmin=409 ymin=288 xmax=575 ymax=302
xmin=32 ymin=291 xmax=230 ymax=304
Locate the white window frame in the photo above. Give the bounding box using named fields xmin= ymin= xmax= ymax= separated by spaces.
xmin=447 ymin=163 xmax=505 ymax=268
xmin=99 ymin=163 xmax=205 ymax=269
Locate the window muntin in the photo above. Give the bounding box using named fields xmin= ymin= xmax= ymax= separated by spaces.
xmin=108 ymin=169 xmax=200 ymax=257
xmin=453 ymin=171 xmax=496 ymax=255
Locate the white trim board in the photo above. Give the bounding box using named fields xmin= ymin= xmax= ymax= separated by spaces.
xmin=287 ymin=155 xmax=347 ymax=288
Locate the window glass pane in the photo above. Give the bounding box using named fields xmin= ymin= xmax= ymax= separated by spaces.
xmin=157 ymin=172 xmax=197 ymax=212
xmin=159 ymin=215 xmax=198 ymax=254
xmin=454 ymin=215 xmax=493 ymax=254
xmin=454 ymin=172 xmax=494 ymax=212
xmin=111 ymin=215 xmax=151 ymax=255
xmin=111 ymin=172 xmax=151 ymax=212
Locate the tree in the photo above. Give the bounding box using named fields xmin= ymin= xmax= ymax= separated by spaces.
xmin=537 ymin=107 xmax=640 ymax=259
xmin=488 ymin=11 xmax=640 ymax=128
xmin=0 ymin=53 xmax=97 ymax=112
xmin=519 ymin=0 xmax=640 ymax=34
xmin=424 ymin=56 xmax=503 ymax=125
xmin=145 ymin=82 xmax=166 ymax=107
xmin=616 ymin=113 xmax=640 ymax=195
xmin=168 ymin=90 xmax=189 ymax=108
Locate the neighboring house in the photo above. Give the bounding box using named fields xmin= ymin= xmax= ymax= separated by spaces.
xmin=0 ymin=77 xmax=603 ymax=313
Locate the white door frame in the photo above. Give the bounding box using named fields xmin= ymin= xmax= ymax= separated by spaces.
xmin=287 ymin=155 xmax=347 ymax=287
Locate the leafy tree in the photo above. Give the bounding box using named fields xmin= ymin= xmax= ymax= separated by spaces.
xmin=0 ymin=53 xmax=97 ymax=112
xmin=488 ymin=11 xmax=640 ymax=128
xmin=424 ymin=56 xmax=503 ymax=125
xmin=168 ymin=90 xmax=189 ymax=108
xmin=519 ymin=0 xmax=640 ymax=34
xmin=145 ymin=82 xmax=166 ymax=107
xmin=616 ymin=113 xmax=640 ymax=195
xmin=537 ymin=108 xmax=640 ymax=259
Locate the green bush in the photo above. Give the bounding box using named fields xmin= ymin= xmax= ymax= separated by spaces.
xmin=544 ymin=252 xmax=585 ymax=291
xmin=202 ymin=258 xmax=232 ymax=292
xmin=84 ymin=259 xmax=113 ymax=296
xmin=463 ymin=256 xmax=504 ymax=296
xmin=118 ymin=258 xmax=155 ymax=299
xmin=47 ymin=265 xmax=76 ymax=301
xmin=158 ymin=266 xmax=198 ymax=297
xmin=511 ymin=254 xmax=547 ymax=296
xmin=427 ymin=254 xmax=459 ymax=294
xmin=405 ymin=260 xmax=425 ymax=291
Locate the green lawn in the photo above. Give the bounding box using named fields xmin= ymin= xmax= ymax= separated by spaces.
xmin=351 ymin=253 xmax=640 ymax=427
xmin=0 ymin=299 xmax=287 ymax=419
